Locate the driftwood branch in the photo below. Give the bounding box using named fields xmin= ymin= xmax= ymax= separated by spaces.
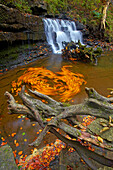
xmin=4 ymin=86 xmax=113 ymax=169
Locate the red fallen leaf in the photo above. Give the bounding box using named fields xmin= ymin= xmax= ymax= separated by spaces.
xmin=15 ymin=159 xmax=18 ymax=164
xmin=1 ymin=137 xmax=5 ymax=141
xmin=46 ymin=118 xmax=52 ymax=122
xmin=28 ymin=164 xmax=36 ymax=169
xmin=13 ymin=151 xmax=16 ymax=158
xmin=46 ymin=144 xmax=49 ymax=147
xmin=11 ymin=133 xmax=16 ymax=137
xmin=16 ymin=143 xmax=19 ymax=147
xmin=24 ymin=155 xmax=27 ymax=158
xmin=33 ymin=137 xmax=37 ymax=141
xmin=1 ymin=142 xmax=7 ymax=146
xmin=18 ymin=151 xmax=23 ymax=155
xmin=35 ymin=160 xmax=40 ymax=165
xmin=80 ymin=158 xmax=86 ymax=164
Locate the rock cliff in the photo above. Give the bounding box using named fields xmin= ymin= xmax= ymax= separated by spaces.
xmin=0 ymin=3 xmax=46 ymax=45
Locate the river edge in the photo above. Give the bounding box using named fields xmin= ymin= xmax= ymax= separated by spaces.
xmin=0 ymin=41 xmax=51 ymax=74
xmin=0 ymin=38 xmax=113 ymax=75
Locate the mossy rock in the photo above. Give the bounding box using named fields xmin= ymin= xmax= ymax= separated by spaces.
xmin=87 ymin=118 xmax=113 ymax=142
xmin=0 ymin=144 xmax=18 ymax=170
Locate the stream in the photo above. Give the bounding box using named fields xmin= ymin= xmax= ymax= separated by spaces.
xmin=0 ymin=49 xmax=113 ymax=160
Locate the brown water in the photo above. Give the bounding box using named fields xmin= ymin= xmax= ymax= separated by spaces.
xmin=0 ymin=51 xmax=113 ymax=158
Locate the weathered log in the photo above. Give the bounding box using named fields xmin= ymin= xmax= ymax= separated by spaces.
xmin=4 ymin=86 xmax=113 ymax=169
xmin=85 ymin=87 xmax=113 ymax=103
xmin=50 ymin=129 xmax=113 ymax=169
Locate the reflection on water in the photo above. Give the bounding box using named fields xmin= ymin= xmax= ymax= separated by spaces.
xmin=47 ymin=54 xmax=63 ymax=71
xmin=0 ymin=51 xmax=113 ymax=157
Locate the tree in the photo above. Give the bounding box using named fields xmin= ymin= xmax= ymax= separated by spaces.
xmin=5 ymin=85 xmax=113 ymax=169
xmin=100 ymin=0 xmax=111 ymax=30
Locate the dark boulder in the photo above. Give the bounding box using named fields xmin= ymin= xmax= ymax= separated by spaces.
xmin=75 ymin=21 xmax=85 ymax=30
xmin=30 ymin=0 xmax=47 ymax=15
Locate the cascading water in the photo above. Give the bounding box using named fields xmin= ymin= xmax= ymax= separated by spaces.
xmin=43 ymin=18 xmax=83 ymax=54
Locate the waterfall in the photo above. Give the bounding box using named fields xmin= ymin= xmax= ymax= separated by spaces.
xmin=43 ymin=18 xmax=83 ymax=54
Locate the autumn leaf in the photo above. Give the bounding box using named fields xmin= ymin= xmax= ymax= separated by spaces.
xmin=13 ymin=151 xmax=16 ymax=158
xmin=39 ymin=129 xmax=42 ymax=132
xmin=22 ymin=132 xmax=25 ymax=136
xmin=11 ymin=133 xmax=16 ymax=137
xmin=24 ymin=139 xmax=27 ymax=142
xmin=97 ymin=136 xmax=103 ymax=143
xmin=11 ymin=66 xmax=86 ymax=102
xmin=15 ymin=159 xmax=19 ymax=164
xmin=18 ymin=151 xmax=23 ymax=155
xmin=14 ymin=140 xmax=17 ymax=144
xmin=100 ymin=127 xmax=109 ymax=133
xmin=1 ymin=142 xmax=7 ymax=146
xmin=16 ymin=143 xmax=19 ymax=147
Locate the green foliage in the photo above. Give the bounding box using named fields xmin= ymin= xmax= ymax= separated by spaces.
xmin=44 ymin=0 xmax=68 ymax=14
xmin=0 ymin=0 xmax=32 ymax=13
xmin=105 ymin=5 xmax=113 ymax=41
xmin=92 ymin=10 xmax=102 ymax=19
xmin=15 ymin=0 xmax=32 ymax=13
xmin=81 ymin=18 xmax=87 ymax=25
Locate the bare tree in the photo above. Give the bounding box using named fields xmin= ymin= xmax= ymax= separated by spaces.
xmin=100 ymin=0 xmax=111 ymax=30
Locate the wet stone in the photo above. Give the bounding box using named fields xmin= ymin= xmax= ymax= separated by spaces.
xmin=87 ymin=118 xmax=113 ymax=142
xmin=0 ymin=144 xmax=18 ymax=170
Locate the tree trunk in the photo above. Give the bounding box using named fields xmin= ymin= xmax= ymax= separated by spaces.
xmin=4 ymin=86 xmax=113 ymax=169
xmin=100 ymin=0 xmax=111 ymax=30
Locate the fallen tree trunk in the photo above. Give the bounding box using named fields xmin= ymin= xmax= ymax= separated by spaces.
xmin=5 ymin=86 xmax=113 ymax=169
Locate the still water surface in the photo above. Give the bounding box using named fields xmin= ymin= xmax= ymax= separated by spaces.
xmin=0 ymin=51 xmax=113 ymax=157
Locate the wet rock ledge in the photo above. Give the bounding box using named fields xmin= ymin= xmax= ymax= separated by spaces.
xmin=0 ymin=4 xmax=46 ymax=45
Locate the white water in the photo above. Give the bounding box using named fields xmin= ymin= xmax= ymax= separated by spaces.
xmin=43 ymin=18 xmax=83 ymax=54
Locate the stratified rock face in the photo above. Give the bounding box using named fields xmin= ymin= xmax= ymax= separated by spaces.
xmin=0 ymin=4 xmax=46 ymax=43
xmin=0 ymin=144 xmax=18 ymax=170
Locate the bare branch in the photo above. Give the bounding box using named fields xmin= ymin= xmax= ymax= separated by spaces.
xmin=29 ymin=89 xmax=63 ymax=107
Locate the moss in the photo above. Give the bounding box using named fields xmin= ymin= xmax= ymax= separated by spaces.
xmin=62 ymin=103 xmax=71 ymax=107
xmin=0 ymin=9 xmax=9 ymax=23
xmin=0 ymin=43 xmax=35 ymax=65
xmin=0 ymin=144 xmax=18 ymax=170
xmin=77 ymin=131 xmax=81 ymax=136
